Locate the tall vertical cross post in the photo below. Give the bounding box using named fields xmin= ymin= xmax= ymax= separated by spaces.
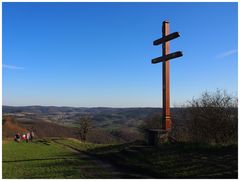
xmin=152 ymin=21 xmax=183 ymax=131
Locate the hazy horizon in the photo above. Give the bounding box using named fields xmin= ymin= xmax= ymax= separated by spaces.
xmin=3 ymin=104 xmax=163 ymax=108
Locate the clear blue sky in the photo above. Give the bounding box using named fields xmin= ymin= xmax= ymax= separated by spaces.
xmin=3 ymin=2 xmax=238 ymax=107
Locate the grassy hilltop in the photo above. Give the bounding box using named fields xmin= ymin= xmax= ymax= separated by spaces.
xmin=3 ymin=138 xmax=237 ymax=179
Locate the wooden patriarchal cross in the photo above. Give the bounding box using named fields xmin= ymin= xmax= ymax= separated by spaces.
xmin=152 ymin=21 xmax=183 ymax=131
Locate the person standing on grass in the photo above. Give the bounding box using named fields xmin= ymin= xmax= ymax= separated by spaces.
xmin=30 ymin=130 xmax=35 ymax=142
xmin=26 ymin=132 xmax=30 ymax=143
xmin=22 ymin=133 xmax=26 ymax=140
xmin=14 ymin=133 xmax=21 ymax=142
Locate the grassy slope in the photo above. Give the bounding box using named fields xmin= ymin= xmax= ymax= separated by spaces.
xmin=3 ymin=118 xmax=78 ymax=139
xmin=3 ymin=138 xmax=238 ymax=179
xmin=57 ymin=139 xmax=238 ymax=179
xmin=3 ymin=139 xmax=114 ymax=179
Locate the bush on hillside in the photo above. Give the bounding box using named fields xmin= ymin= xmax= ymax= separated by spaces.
xmin=140 ymin=90 xmax=237 ymax=145
xmin=183 ymin=90 xmax=238 ymax=144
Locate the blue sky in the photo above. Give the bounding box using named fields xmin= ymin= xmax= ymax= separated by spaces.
xmin=3 ymin=2 xmax=238 ymax=107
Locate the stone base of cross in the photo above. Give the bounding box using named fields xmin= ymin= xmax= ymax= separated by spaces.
xmin=146 ymin=129 xmax=178 ymax=145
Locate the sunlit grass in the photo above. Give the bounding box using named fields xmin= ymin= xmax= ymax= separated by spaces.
xmin=3 ymin=139 xmax=113 ymax=178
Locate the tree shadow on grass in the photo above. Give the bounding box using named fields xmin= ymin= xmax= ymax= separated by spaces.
xmin=85 ymin=141 xmax=238 ymax=179
xmin=33 ymin=152 xmax=135 ymax=179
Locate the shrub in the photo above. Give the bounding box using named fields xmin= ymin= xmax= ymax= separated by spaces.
xmin=184 ymin=90 xmax=237 ymax=144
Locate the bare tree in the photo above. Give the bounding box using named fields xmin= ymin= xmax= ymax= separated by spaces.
xmin=78 ymin=116 xmax=92 ymax=142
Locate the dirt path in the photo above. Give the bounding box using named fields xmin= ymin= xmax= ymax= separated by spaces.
xmin=52 ymin=139 xmax=151 ymax=178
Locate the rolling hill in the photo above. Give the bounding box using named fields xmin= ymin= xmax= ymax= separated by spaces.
xmin=3 ymin=116 xmax=78 ymax=139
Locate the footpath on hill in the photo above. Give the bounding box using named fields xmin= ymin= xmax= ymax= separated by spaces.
xmin=3 ymin=138 xmax=238 ymax=179
xmin=2 ymin=138 xmax=149 ymax=179
xmin=52 ymin=138 xmax=150 ymax=178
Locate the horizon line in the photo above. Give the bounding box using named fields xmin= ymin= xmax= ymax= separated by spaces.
xmin=2 ymin=105 xmax=186 ymax=109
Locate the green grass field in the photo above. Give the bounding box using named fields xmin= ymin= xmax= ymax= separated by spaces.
xmin=3 ymin=139 xmax=121 ymax=179
xmin=3 ymin=138 xmax=238 ymax=178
